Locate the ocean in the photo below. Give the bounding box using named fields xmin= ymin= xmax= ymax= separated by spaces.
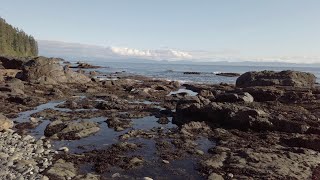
xmin=74 ymin=61 xmax=320 ymax=84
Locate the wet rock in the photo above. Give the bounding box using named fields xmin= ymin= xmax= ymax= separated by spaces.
xmin=208 ymin=173 xmax=224 ymax=180
xmin=89 ymin=71 xmax=98 ymax=76
xmin=120 ymin=130 xmax=156 ymax=140
xmin=270 ymin=116 xmax=310 ymax=133
xmin=129 ymin=157 xmax=144 ymax=166
xmin=229 ymin=148 xmax=320 ymax=179
xmin=236 ymin=70 xmax=316 ymax=88
xmin=106 ymin=118 xmax=132 ymax=131
xmin=162 ymin=160 xmax=170 ymax=164
xmin=215 ymin=92 xmax=253 ymax=103
xmin=152 ymin=85 xmax=170 ymax=91
xmin=176 ymin=102 xmax=272 ymax=131
xmin=49 ymin=88 xmax=64 ymax=97
xmin=44 ymin=120 xmax=67 ymax=137
xmin=70 ymin=62 xmax=101 ymax=69
xmin=58 ymin=147 xmax=70 ymax=153
xmin=0 ymin=56 xmax=27 ymax=69
xmin=46 ymin=159 xmax=77 ymax=180
xmin=44 ymin=120 xmax=100 ymax=140
xmin=0 ymin=113 xmax=13 ymax=131
xmin=112 ymin=173 xmax=121 ymax=178
xmin=74 ymin=173 xmax=100 ymax=180
xmin=95 ymin=100 xmax=127 ymax=110
xmin=202 ymin=152 xmax=227 ymax=169
xmin=216 ymin=72 xmax=240 ymax=77
xmin=280 ymin=136 xmax=320 ymax=151
xmin=199 ymin=90 xmax=214 ymax=97
xmin=243 ymin=87 xmax=284 ymax=102
xmin=183 ymin=72 xmax=201 ymax=75
xmin=157 ymin=116 xmax=170 ymax=124
xmin=143 ymin=177 xmax=153 ymax=180
xmin=17 ymin=56 xmax=91 ymax=84
xmin=169 ymin=81 xmax=180 ymax=88
xmin=6 ymin=78 xmax=24 ymax=89
xmin=181 ymin=121 xmax=212 ymax=137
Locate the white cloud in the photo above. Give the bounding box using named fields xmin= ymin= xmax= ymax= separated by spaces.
xmin=38 ymin=40 xmax=320 ymax=64
xmin=38 ymin=40 xmax=192 ymax=60
xmin=104 ymin=47 xmax=193 ymax=60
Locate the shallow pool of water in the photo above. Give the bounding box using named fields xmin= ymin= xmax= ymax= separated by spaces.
xmin=14 ymin=98 xmax=214 ymax=179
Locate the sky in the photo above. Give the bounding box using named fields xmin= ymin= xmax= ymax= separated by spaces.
xmin=1 ymin=0 xmax=320 ymax=62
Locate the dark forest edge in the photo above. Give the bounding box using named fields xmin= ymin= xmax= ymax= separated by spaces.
xmin=0 ymin=17 xmax=38 ymax=57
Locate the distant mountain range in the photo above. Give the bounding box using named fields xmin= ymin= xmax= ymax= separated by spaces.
xmin=38 ymin=40 xmax=320 ymax=67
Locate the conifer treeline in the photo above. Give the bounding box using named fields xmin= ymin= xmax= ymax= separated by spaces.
xmin=0 ymin=17 xmax=38 ymax=57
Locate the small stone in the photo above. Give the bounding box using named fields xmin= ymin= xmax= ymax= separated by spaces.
xmin=115 ymin=127 xmax=124 ymax=132
xmin=30 ymin=117 xmax=39 ymax=123
xmin=208 ymin=173 xmax=224 ymax=180
xmin=112 ymin=173 xmax=121 ymax=178
xmin=143 ymin=177 xmax=153 ymax=180
xmin=9 ymin=147 xmax=15 ymax=153
xmin=227 ymin=173 xmax=234 ymax=178
xmin=58 ymin=147 xmax=69 ymax=152
xmin=6 ymin=161 xmax=13 ymax=166
xmin=41 ymin=176 xmax=49 ymax=180
xmin=130 ymin=157 xmax=143 ymax=165
xmin=196 ymin=149 xmax=205 ymax=155
xmin=162 ymin=160 xmax=170 ymax=164
xmin=36 ymin=148 xmax=45 ymax=154
xmin=23 ymin=135 xmax=33 ymax=140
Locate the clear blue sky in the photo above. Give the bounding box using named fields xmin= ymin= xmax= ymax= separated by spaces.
xmin=1 ymin=0 xmax=320 ymax=59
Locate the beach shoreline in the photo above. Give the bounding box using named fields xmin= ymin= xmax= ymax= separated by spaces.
xmin=0 ymin=56 xmax=320 ymax=179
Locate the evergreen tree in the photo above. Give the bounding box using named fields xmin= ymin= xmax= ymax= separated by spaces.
xmin=0 ymin=17 xmax=38 ymax=57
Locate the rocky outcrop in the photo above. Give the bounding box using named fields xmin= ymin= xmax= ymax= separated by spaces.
xmin=215 ymin=92 xmax=254 ymax=103
xmin=44 ymin=120 xmax=100 ymax=140
xmin=0 ymin=56 xmax=28 ymax=69
xmin=236 ymin=70 xmax=316 ymax=88
xmin=17 ymin=56 xmax=91 ymax=84
xmin=183 ymin=72 xmax=201 ymax=75
xmin=216 ymin=72 xmax=240 ymax=77
xmin=175 ymin=102 xmax=271 ymax=131
xmin=46 ymin=159 xmax=77 ymax=180
xmin=0 ymin=113 xmax=14 ymax=131
xmin=70 ymin=62 xmax=101 ymax=69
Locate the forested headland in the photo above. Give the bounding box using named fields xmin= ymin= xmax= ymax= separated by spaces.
xmin=0 ymin=17 xmax=38 ymax=57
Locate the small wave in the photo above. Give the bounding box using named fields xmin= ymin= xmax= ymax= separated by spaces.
xmin=151 ymin=77 xmax=192 ymax=84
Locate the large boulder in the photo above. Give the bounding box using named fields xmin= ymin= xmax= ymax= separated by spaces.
xmin=44 ymin=120 xmax=100 ymax=140
xmin=0 ymin=78 xmax=25 ymax=94
xmin=0 ymin=56 xmax=28 ymax=69
xmin=46 ymin=159 xmax=77 ymax=180
xmin=236 ymin=70 xmax=316 ymax=88
xmin=175 ymin=102 xmax=272 ymax=131
xmin=0 ymin=113 xmax=14 ymax=131
xmin=17 ymin=56 xmax=91 ymax=84
xmin=0 ymin=69 xmax=22 ymax=80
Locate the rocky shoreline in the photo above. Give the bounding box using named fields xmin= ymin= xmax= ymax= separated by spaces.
xmin=1 ymin=56 xmax=320 ymax=179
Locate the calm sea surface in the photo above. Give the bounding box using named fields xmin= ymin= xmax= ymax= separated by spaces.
xmin=77 ymin=61 xmax=320 ymax=84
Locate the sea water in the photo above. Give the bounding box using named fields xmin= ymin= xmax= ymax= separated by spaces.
xmin=74 ymin=61 xmax=320 ymax=84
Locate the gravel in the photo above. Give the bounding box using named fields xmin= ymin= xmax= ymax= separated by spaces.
xmin=0 ymin=131 xmax=54 ymax=180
